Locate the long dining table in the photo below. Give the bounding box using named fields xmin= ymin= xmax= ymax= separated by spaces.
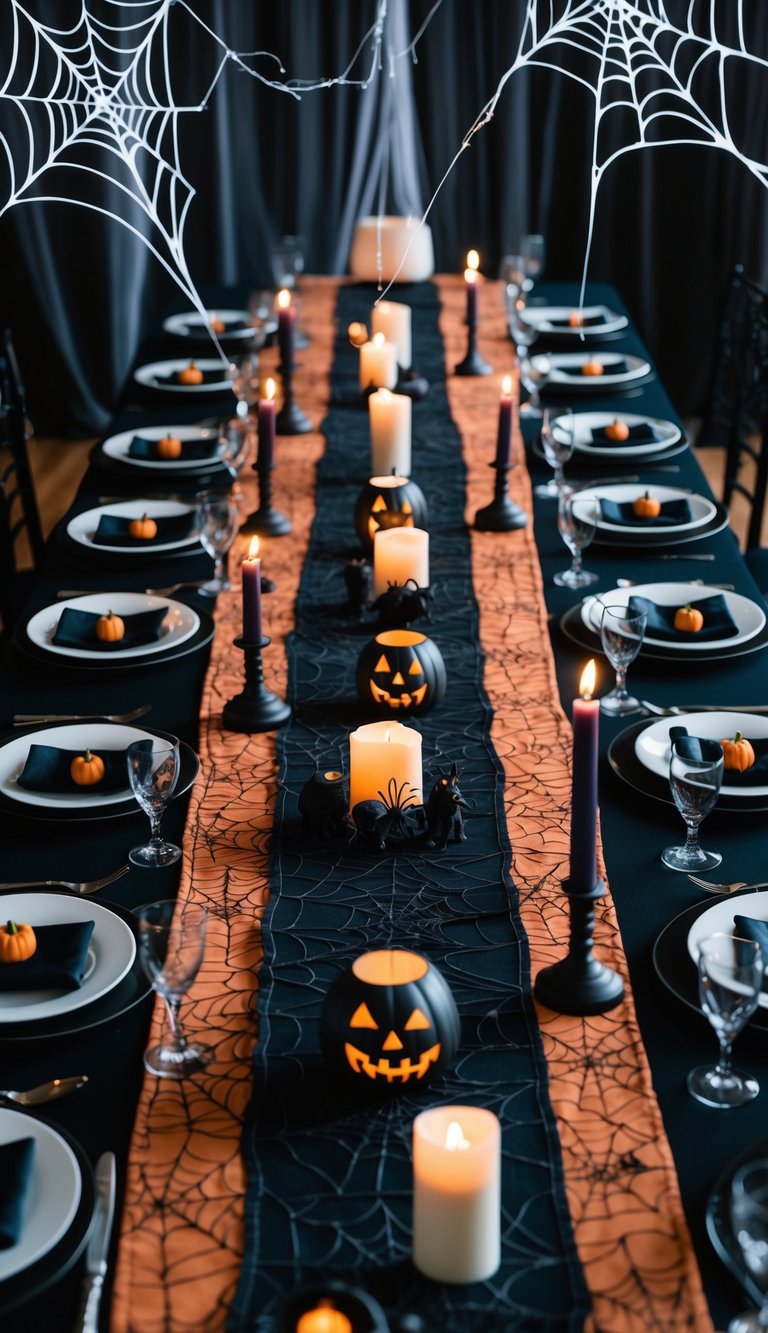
xmin=1 ymin=274 xmax=767 ymax=1332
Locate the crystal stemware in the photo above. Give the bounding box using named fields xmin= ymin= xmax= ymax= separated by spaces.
xmin=599 ymin=603 xmax=647 ymax=715
xmin=687 ymin=933 xmax=762 ymax=1108
xmin=509 ymin=299 xmax=547 ymax=415
xmin=271 ymin=234 xmax=305 ymax=289
xmin=229 ymin=352 xmax=261 ymax=419
xmin=662 ymin=738 xmax=723 ymax=871
xmin=519 ymin=233 xmax=546 ymax=292
xmin=554 ymin=492 xmax=599 ymax=588
xmin=535 ymin=408 xmax=574 ymax=498
xmin=127 ymin=739 xmax=181 ymax=868
xmin=730 ymin=1160 xmax=768 ymax=1330
xmin=135 ymin=900 xmax=213 ymax=1079
xmin=196 ymin=490 xmax=239 ymax=595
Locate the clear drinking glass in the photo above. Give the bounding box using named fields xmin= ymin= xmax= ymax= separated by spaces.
xmin=271 ymin=235 xmax=305 ymax=289
xmin=687 ymin=933 xmax=762 ymax=1109
xmin=197 ymin=491 xmax=239 ymax=595
xmin=535 ymin=408 xmax=574 ymax=498
xmin=554 ymin=493 xmax=599 ymax=588
xmin=662 ymin=739 xmax=723 ymax=871
xmin=229 ymin=353 xmax=261 ymax=416
xmin=127 ymin=740 xmax=181 ymax=868
xmin=519 ymin=233 xmax=546 ymax=291
xmin=599 ymin=604 xmax=647 ymax=715
xmin=509 ymin=299 xmax=548 ymax=415
xmin=135 ymin=900 xmax=213 ymax=1079
xmin=730 ymin=1161 xmax=768 ymax=1330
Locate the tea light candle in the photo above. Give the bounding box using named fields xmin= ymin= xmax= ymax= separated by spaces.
xmin=369 ymin=387 xmax=412 ymax=476
xmin=277 ymin=288 xmax=295 ymax=370
xmin=495 ymin=374 xmax=513 ymax=469
xmin=412 ymin=1105 xmax=501 ymax=1284
xmin=464 ymin=249 xmax=480 ymax=327
xmin=359 ymin=332 xmax=398 ymax=392
xmin=373 ymin=526 xmax=429 ymax=597
xmin=257 ymin=377 xmax=276 ymax=470
xmin=242 ymin=535 xmax=262 ymax=644
xmin=570 ymin=659 xmax=599 ymax=889
xmin=348 ymin=720 xmax=423 ymax=812
xmin=371 ymin=300 xmax=412 ymax=369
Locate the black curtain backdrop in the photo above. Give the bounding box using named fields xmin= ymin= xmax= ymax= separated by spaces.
xmin=1 ymin=0 xmax=767 ymax=433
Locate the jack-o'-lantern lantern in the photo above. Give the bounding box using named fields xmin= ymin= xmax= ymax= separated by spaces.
xmin=357 ymin=629 xmax=446 ymax=715
xmin=320 ymin=949 xmax=460 ymax=1089
xmin=354 ymin=476 xmax=428 ymax=554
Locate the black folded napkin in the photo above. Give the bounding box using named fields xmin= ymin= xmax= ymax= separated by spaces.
xmin=627 ymin=594 xmax=739 ymax=642
xmin=127 ymin=435 xmax=220 ymax=462
xmin=154 ymin=367 xmax=227 ymax=387
xmin=563 ymin=359 xmax=629 ymax=377
xmin=670 ymin=726 xmax=768 ymax=787
xmin=53 ymin=606 xmax=168 ymax=651
xmin=92 ymin=511 xmax=195 ymax=547
xmin=0 ymin=920 xmax=95 ymax=992
xmin=548 ymin=312 xmax=607 ymax=328
xmin=0 ymin=1138 xmax=35 ymax=1249
xmin=599 ymin=497 xmax=692 ymax=528
xmin=590 ymin=423 xmax=660 ymax=447
xmin=17 ymin=739 xmax=151 ymax=794
xmin=733 ymin=918 xmax=768 ymax=982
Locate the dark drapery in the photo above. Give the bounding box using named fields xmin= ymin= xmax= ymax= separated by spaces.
xmin=1 ymin=0 xmax=767 ymax=432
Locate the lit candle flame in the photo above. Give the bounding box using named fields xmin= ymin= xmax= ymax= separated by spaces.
xmin=466 ymin=249 xmax=479 ymax=271
xmin=372 ymin=331 xmax=386 ymax=348
xmin=247 ymin=535 xmax=260 ymax=560
xmin=264 ymin=377 xmax=275 ymax=401
xmin=277 ymin=288 xmax=291 ymax=310
xmin=445 ymin=1120 xmax=471 ymax=1151
xmin=579 ymin=659 xmax=596 ymax=700
xmin=502 ymin=374 xmax=512 ymax=395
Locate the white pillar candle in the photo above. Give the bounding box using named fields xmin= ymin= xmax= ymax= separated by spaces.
xmin=349 ymin=216 xmax=435 ymax=283
xmin=359 ymin=332 xmax=398 ymax=392
xmin=371 ymin=300 xmax=412 ymax=369
xmin=348 ymin=720 xmax=423 ymax=812
xmin=369 ymin=388 xmax=412 ymax=476
xmin=412 ymin=1105 xmax=501 ymax=1284
xmin=373 ymin=527 xmax=429 ymax=596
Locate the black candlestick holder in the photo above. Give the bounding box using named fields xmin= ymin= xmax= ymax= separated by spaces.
xmin=474 ymin=460 xmax=528 ymax=531
xmin=240 ymin=462 xmax=291 ymax=537
xmin=221 ymin=635 xmax=291 ymax=733
xmin=276 ymin=359 xmax=312 ymax=435
xmin=455 ymin=320 xmax=493 ymax=377
xmin=533 ymin=876 xmax=625 ymax=1015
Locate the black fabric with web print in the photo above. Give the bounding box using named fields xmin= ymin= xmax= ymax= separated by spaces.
xmin=228 ymin=283 xmax=591 ymax=1332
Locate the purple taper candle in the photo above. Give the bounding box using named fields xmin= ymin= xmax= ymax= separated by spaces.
xmin=242 ymin=536 xmax=263 ymax=644
xmin=464 ymin=253 xmax=479 ymax=329
xmin=494 ymin=375 xmax=513 ymax=469
xmin=258 ymin=378 xmax=276 ymax=470
xmin=277 ymin=288 xmax=295 ymax=371
xmin=570 ymin=659 xmax=599 ymax=890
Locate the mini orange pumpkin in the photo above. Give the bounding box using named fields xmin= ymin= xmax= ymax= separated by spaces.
xmin=0 ymin=921 xmax=37 ymax=964
xmin=156 ymin=434 xmax=182 ymax=459
xmin=673 ymin=604 xmax=704 ymax=633
xmin=581 ymin=359 xmax=604 ymax=377
xmin=719 ymin=731 xmax=756 ymax=771
xmin=70 ymin=749 xmax=106 ymax=786
xmin=178 ymin=361 xmax=204 ymax=385
xmin=208 ymin=314 xmax=226 ymax=335
xmin=605 ymin=419 xmax=630 ymax=441
xmin=129 ymin=513 xmax=158 ymax=540
xmin=632 ymin=491 xmax=661 ymax=519
xmin=95 ymin=610 xmax=125 ymax=642
xmin=567 ymin=311 xmax=585 ymax=328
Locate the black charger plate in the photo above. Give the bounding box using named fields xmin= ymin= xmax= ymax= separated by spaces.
xmin=559 ymin=603 xmax=768 ymax=665
xmin=592 ymin=502 xmax=728 ymax=547
xmin=706 ymin=1134 xmax=768 ymax=1310
xmin=653 ymin=896 xmax=768 ymax=1034
xmin=608 ymin=719 xmax=768 ymax=814
xmin=13 ymin=605 xmax=214 ymax=674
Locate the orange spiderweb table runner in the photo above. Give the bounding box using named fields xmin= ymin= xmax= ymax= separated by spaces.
xmin=112 ymin=277 xmax=710 ymax=1333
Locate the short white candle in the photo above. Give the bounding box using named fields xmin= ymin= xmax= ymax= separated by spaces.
xmin=371 ymin=300 xmax=412 ymax=369
xmin=348 ymin=720 xmax=423 ymax=812
xmin=359 ymin=332 xmax=398 ymax=392
xmin=412 ymin=1105 xmax=501 ymax=1284
xmin=373 ymin=526 xmax=429 ymax=597
xmin=369 ymin=388 xmax=412 ymax=476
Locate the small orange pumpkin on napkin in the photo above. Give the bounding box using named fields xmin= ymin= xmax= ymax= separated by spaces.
xmin=95 ymin=611 xmax=125 ymax=642
xmin=605 ymin=419 xmax=630 ymax=441
xmin=156 ymin=434 xmax=182 ymax=459
xmin=70 ymin=750 xmax=105 ymax=786
xmin=673 ymin=604 xmax=704 ymax=633
xmin=128 ymin=513 xmax=158 ymax=540
xmin=0 ymin=921 xmax=37 ymax=963
xmin=720 ymin=732 xmax=756 ymax=772
xmin=632 ymin=492 xmax=661 ymax=519
xmin=581 ymin=359 xmax=604 ymax=377
xmin=178 ymin=361 xmax=203 ymax=385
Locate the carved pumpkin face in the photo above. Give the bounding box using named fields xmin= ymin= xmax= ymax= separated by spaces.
xmin=354 ymin=476 xmax=428 ymax=554
xmin=320 ymin=949 xmax=460 ymax=1090
xmin=357 ymin=630 xmax=446 ymax=716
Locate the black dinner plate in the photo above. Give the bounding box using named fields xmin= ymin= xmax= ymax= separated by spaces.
xmin=89 ymin=440 xmax=232 ymax=487
xmin=608 ymin=719 xmax=768 ymax=813
xmin=706 ymin=1133 xmax=768 ymax=1310
xmin=0 ymin=725 xmax=199 ymax=824
xmin=0 ymin=893 xmax=152 ymax=1044
xmin=592 ymin=502 xmax=728 ymax=547
xmin=653 ymin=896 xmax=768 ymax=1035
xmin=13 ymin=605 xmax=215 ymax=674
xmin=559 ymin=603 xmax=768 ymax=665
xmin=0 ymin=1113 xmax=96 ymax=1313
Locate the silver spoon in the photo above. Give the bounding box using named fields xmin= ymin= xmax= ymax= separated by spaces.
xmin=0 ymin=1075 xmax=88 ymax=1106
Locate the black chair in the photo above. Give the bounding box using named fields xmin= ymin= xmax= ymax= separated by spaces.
xmin=0 ymin=330 xmax=43 ymax=638
xmin=699 ymin=264 xmax=768 ymax=451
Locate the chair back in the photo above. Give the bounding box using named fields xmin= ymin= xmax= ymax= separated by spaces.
xmin=0 ymin=330 xmax=44 ymax=631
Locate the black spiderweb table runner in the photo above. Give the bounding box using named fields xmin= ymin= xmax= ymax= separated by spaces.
xmin=229 ymin=284 xmax=591 ymax=1332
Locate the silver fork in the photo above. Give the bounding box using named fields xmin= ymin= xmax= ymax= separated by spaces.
xmin=12 ymin=705 xmax=151 ymax=726
xmin=0 ymin=866 xmax=129 ymax=896
xmin=687 ymin=875 xmax=768 ymax=895
xmin=56 ymin=582 xmax=208 ymax=599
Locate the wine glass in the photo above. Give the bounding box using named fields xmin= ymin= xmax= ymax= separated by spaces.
xmin=554 ymin=492 xmax=599 ymax=588
xmin=197 ymin=490 xmax=239 ymax=595
xmin=599 ymin=604 xmax=647 ymax=715
xmin=687 ymin=933 xmax=762 ymax=1109
xmin=135 ymin=900 xmax=213 ymax=1079
xmin=510 ymin=304 xmax=549 ymax=416
xmin=730 ymin=1160 xmax=768 ymax=1330
xmin=499 ymin=254 xmax=526 ymax=312
xmin=229 ymin=353 xmax=261 ymax=420
xmin=535 ymin=408 xmax=574 ymax=498
xmin=662 ymin=738 xmax=723 ymax=871
xmin=127 ymin=740 xmax=181 ymax=868
xmin=519 ymin=233 xmax=546 ymax=292
xmin=271 ymin=235 xmax=304 ymax=289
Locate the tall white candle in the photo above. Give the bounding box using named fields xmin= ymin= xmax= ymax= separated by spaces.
xmin=369 ymin=388 xmax=412 ymax=476
xmin=373 ymin=527 xmax=429 ymax=596
xmin=371 ymin=300 xmax=412 ymax=369
xmin=412 ymin=1105 xmax=501 ymax=1284
xmin=359 ymin=332 xmax=398 ymax=392
xmin=348 ymin=720 xmax=423 ymax=812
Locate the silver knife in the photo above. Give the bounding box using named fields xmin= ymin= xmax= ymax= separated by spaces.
xmin=75 ymin=1151 xmax=116 ymax=1333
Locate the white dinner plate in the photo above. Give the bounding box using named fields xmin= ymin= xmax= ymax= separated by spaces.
xmin=133 ymin=357 xmax=234 ymax=393
xmin=0 ymin=1109 xmax=81 ymax=1280
xmin=572 ymin=484 xmax=716 ymax=536
xmin=518 ymin=304 xmax=628 ymax=337
xmin=0 ymin=721 xmax=161 ymax=810
xmin=0 ymin=893 xmax=136 ymax=1023
xmin=25 ymin=593 xmax=200 ymax=662
xmin=66 ymin=499 xmax=199 ymax=555
xmin=551 ymin=410 xmax=683 ymax=458
xmin=688 ymin=892 xmax=768 ymax=1007
xmin=162 ymin=309 xmax=255 ymax=341
xmin=100 ymin=424 xmax=224 ymax=472
xmin=635 ymin=712 xmax=768 ymax=798
xmin=532 ymin=351 xmax=651 ymax=388
xmin=581 ymin=583 xmax=766 ymax=653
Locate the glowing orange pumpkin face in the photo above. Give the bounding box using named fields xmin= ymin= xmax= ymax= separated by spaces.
xmin=357 ymin=630 xmax=447 ymax=716
xmin=354 ymin=477 xmax=428 ymax=554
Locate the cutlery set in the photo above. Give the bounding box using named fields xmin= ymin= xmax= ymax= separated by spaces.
xmin=0 ymin=865 xmax=129 ymax=895
xmin=55 ymin=581 xmax=209 ymax=598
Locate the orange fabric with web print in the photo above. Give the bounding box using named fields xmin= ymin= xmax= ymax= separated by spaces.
xmin=111 ymin=276 xmax=711 ymax=1333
